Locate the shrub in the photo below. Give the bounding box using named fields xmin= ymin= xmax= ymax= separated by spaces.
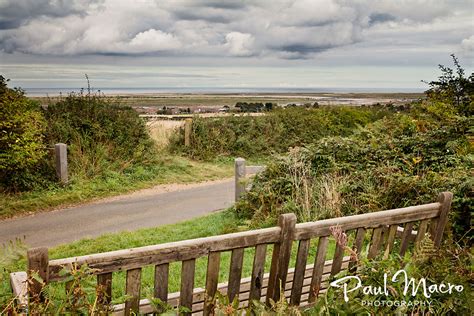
xmin=234 ymin=110 xmax=473 ymax=242
xmin=0 ymin=76 xmax=51 ymax=191
xmin=311 ymin=239 xmax=473 ymax=315
xmin=169 ymin=106 xmax=389 ymax=160
xmin=44 ymin=91 xmax=156 ymax=179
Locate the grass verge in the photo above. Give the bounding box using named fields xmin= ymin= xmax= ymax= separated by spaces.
xmin=0 ymin=155 xmax=234 ymax=219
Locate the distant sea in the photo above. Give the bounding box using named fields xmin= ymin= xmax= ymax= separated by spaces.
xmin=24 ymin=87 xmax=423 ymax=97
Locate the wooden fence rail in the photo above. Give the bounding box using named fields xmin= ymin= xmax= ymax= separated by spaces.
xmin=11 ymin=192 xmax=452 ymax=315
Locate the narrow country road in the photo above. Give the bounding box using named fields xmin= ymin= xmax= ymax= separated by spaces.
xmin=0 ymin=179 xmax=234 ymax=248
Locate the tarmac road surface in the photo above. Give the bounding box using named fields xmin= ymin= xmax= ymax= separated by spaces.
xmin=0 ymin=179 xmax=234 ymax=248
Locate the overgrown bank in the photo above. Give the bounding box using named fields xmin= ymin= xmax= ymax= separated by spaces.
xmin=233 ymin=57 xmax=473 ymax=245
xmin=169 ymin=106 xmax=390 ymax=160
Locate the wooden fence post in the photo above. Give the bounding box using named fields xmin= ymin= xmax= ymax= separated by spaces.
xmin=27 ymin=247 xmax=49 ymax=305
xmin=184 ymin=118 xmax=192 ymax=147
xmin=433 ymin=191 xmax=453 ymax=247
xmin=266 ymin=213 xmax=296 ymax=304
xmin=235 ymin=158 xmax=246 ymax=202
xmin=55 ymin=143 xmax=68 ymax=184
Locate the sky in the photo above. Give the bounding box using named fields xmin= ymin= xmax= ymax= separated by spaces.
xmin=0 ymin=0 xmax=473 ymax=93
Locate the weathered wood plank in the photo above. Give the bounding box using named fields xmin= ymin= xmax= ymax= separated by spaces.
xmin=228 ymin=248 xmax=245 ymax=302
xmin=97 ymin=273 xmax=112 ymax=305
xmin=49 ymin=227 xmax=280 ymax=280
xmin=290 ymin=239 xmax=310 ymax=305
xmin=295 ymin=202 xmax=440 ymax=240
xmin=49 ymin=202 xmax=441 ymax=281
xmin=154 ymin=263 xmax=169 ymax=312
xmin=184 ymin=118 xmax=192 ymax=147
xmin=433 ymin=192 xmax=453 ymax=247
xmin=203 ymin=252 xmax=220 ymax=316
xmin=112 ymin=256 xmax=352 ymax=314
xmin=330 ymin=240 xmax=345 ymax=276
xmin=266 ymin=213 xmax=296 ymax=304
xmin=383 ymin=225 xmax=398 ymax=259
xmin=124 ymin=268 xmax=141 ymax=316
xmin=308 ymin=236 xmax=329 ymax=303
xmin=27 ymin=247 xmax=49 ymax=304
xmin=10 ymin=272 xmax=28 ymax=309
xmin=415 ymin=219 xmax=430 ymax=246
xmin=368 ymin=227 xmax=383 ymax=259
xmin=399 ymin=222 xmax=414 ymax=256
xmin=249 ymin=244 xmax=267 ymax=303
xmin=180 ymin=259 xmax=196 ymax=315
xmin=349 ymin=228 xmax=365 ymax=272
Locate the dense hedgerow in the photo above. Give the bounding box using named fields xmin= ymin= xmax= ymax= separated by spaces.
xmin=0 ymin=76 xmax=53 ymax=191
xmin=44 ymin=91 xmax=157 ymax=179
xmin=234 ymin=108 xmax=472 ymax=241
xmin=1 ymin=77 xmax=157 ymax=192
xmin=169 ymin=106 xmax=390 ymax=160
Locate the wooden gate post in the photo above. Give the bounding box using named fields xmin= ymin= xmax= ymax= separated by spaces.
xmin=27 ymin=247 xmax=49 ymax=306
xmin=235 ymin=158 xmax=246 ymax=202
xmin=55 ymin=143 xmax=68 ymax=184
xmin=432 ymin=191 xmax=453 ymax=247
xmin=266 ymin=213 xmax=296 ymax=304
xmin=184 ymin=118 xmax=192 ymax=147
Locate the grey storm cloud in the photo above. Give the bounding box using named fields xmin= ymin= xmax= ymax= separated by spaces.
xmin=0 ymin=0 xmax=102 ymax=29
xmin=0 ymin=0 xmax=472 ymax=60
xmin=368 ymin=13 xmax=397 ymax=26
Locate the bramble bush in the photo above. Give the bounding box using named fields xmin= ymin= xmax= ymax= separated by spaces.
xmin=234 ymin=109 xmax=472 ymax=242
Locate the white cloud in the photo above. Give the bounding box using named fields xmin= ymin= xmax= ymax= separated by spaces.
xmin=128 ymin=29 xmax=181 ymax=53
xmin=461 ymin=35 xmax=474 ymax=53
xmin=224 ymin=32 xmax=255 ymax=56
xmin=0 ymin=0 xmax=472 ymax=64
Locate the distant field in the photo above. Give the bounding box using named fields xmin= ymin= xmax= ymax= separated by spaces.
xmin=32 ymin=92 xmax=423 ymax=111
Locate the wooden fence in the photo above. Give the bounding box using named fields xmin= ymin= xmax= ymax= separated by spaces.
xmin=11 ymin=192 xmax=452 ymax=315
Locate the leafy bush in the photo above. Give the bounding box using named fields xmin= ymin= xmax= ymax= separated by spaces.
xmin=234 ymin=108 xmax=472 ymax=242
xmin=0 ymin=76 xmax=51 ymax=191
xmin=312 ymin=239 xmax=473 ymax=315
xmin=169 ymin=106 xmax=389 ymax=160
xmin=44 ymin=91 xmax=156 ymax=179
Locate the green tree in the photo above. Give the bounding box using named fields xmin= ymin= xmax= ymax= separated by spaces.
xmin=424 ymin=54 xmax=474 ymax=115
xmin=0 ymin=76 xmax=48 ymax=191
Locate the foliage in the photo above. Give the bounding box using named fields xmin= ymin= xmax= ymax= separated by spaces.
xmin=44 ymin=90 xmax=156 ymax=179
xmin=2 ymin=263 xmax=113 ymax=314
xmin=423 ymin=54 xmax=474 ymax=116
xmin=0 ymin=76 xmax=51 ymax=191
xmin=169 ymin=106 xmax=388 ymax=160
xmin=234 ymin=109 xmax=472 ymax=242
xmin=311 ymin=239 xmax=473 ymax=315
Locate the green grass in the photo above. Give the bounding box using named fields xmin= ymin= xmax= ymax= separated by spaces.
xmin=0 ymin=155 xmax=234 ymax=219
